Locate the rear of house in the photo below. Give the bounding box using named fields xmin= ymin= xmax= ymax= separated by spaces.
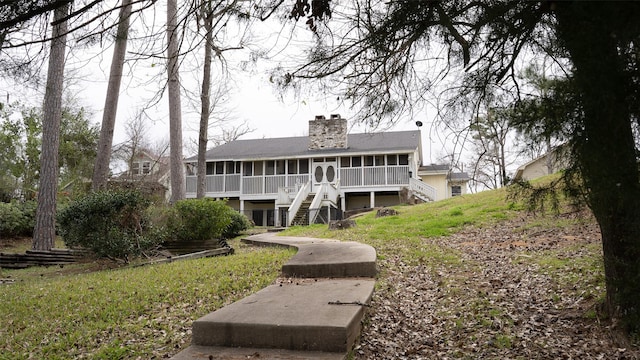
xmin=184 ymin=115 xmax=468 ymax=226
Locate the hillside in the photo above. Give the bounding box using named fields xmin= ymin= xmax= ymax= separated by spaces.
xmin=283 ymin=188 xmax=639 ymax=359
xmin=1 ymin=184 xmax=638 ymax=359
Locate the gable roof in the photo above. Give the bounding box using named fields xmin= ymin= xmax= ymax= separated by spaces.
xmin=187 ymin=130 xmax=422 ymax=161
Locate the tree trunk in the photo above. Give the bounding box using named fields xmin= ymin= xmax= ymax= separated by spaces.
xmin=197 ymin=11 xmax=213 ymax=199
xmin=91 ymin=0 xmax=133 ymax=191
xmin=32 ymin=3 xmax=69 ymax=250
xmin=167 ymin=0 xmax=185 ymax=202
xmin=556 ymin=3 xmax=640 ymax=334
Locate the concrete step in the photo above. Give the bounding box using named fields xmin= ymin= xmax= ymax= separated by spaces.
xmin=190 ymin=278 xmax=375 ymax=353
xmin=170 ymin=233 xmax=377 ymax=360
xmin=171 ymin=345 xmax=345 ymax=359
xmin=243 ymin=234 xmax=377 ymax=278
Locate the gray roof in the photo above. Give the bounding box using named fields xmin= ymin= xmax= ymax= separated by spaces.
xmin=448 ymin=172 xmax=470 ymax=181
xmin=187 ymin=130 xmax=421 ymax=161
xmin=419 ymin=164 xmax=450 ymax=172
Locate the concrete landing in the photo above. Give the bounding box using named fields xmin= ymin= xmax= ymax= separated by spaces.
xmin=192 ymin=279 xmax=375 ymax=352
xmin=244 ymin=233 xmax=377 ymax=278
xmin=171 ymin=233 xmax=377 ymax=360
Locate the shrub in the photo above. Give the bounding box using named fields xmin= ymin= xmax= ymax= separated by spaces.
xmin=0 ymin=200 xmax=36 ymax=237
xmin=222 ymin=211 xmax=252 ymax=239
xmin=57 ymin=190 xmax=161 ymax=261
xmin=169 ymin=198 xmax=234 ymax=242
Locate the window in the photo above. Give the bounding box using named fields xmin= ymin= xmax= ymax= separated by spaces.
xmin=364 ymin=156 xmax=374 ymax=167
xmin=374 ymin=155 xmax=385 ymax=166
xmin=254 ymin=161 xmax=264 ymax=175
xmin=387 ymin=155 xmax=397 ymax=166
xmin=340 ymin=157 xmax=350 ymax=168
xmin=266 ymin=161 xmax=275 ymax=175
xmin=276 ymin=160 xmax=285 ymax=174
xmin=351 ymin=156 xmax=362 ymax=167
xmin=288 ymin=159 xmax=297 ymax=174
xmin=206 ymin=162 xmax=215 ymax=175
xmin=452 ymin=185 xmax=462 ymax=197
xmin=243 ymin=162 xmax=253 ymax=176
xmin=215 ymin=162 xmax=224 ymax=175
xmin=299 ymin=159 xmax=309 ymax=174
xmin=131 ymin=162 xmax=140 ymax=174
xmin=399 ymin=154 xmax=409 ymax=165
xmin=142 ymin=161 xmax=151 ymax=174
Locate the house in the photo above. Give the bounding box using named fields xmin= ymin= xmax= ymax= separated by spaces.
xmin=184 ymin=114 xmax=469 ymax=226
xmin=512 ymin=147 xmax=568 ymax=182
xmin=112 ymin=149 xmax=171 ymax=200
xmin=418 ymin=164 xmax=469 ymax=200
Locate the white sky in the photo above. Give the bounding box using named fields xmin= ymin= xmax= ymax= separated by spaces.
xmin=1 ymin=2 xmax=528 ymax=178
xmin=60 ymin=10 xmax=449 ymax=165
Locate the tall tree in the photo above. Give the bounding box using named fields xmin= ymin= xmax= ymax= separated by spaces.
xmin=166 ymin=0 xmax=185 ymax=202
xmin=92 ymin=0 xmax=133 ymax=191
xmin=276 ymin=1 xmax=640 ymax=335
xmin=468 ymin=107 xmax=513 ymax=190
xmin=196 ymin=2 xmax=214 ymax=199
xmin=32 ymin=2 xmax=69 ymax=250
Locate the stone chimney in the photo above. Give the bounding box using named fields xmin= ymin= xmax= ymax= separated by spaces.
xmin=308 ymin=114 xmax=348 ymax=150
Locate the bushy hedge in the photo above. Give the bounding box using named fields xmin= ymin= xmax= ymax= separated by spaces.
xmin=0 ymin=200 xmax=36 ymax=237
xmin=168 ymin=198 xmax=234 ymax=242
xmin=57 ymin=190 xmax=161 ymax=261
xmin=222 ymin=210 xmax=252 ymax=239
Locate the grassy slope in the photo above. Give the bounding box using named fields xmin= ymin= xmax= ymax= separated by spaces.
xmin=0 ymin=182 xmax=607 ymax=359
xmin=284 ymin=187 xmax=520 ymax=262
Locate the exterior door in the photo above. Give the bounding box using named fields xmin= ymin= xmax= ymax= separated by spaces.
xmin=312 ymin=158 xmax=338 ymax=190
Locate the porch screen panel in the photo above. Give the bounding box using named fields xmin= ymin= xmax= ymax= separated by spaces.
xmin=225 ymin=174 xmax=240 ymax=192
xmin=186 ymin=177 xmax=196 ymax=192
xmin=265 ymin=175 xmax=286 ymax=193
xmin=340 ymin=168 xmax=362 ymax=187
xmin=364 ymin=167 xmax=386 ymax=185
xmin=287 ymin=174 xmax=309 ymax=187
xmin=208 ymin=175 xmax=224 ymax=192
xmin=243 ymin=176 xmax=262 ymax=194
xmin=387 ymin=165 xmax=410 ymax=184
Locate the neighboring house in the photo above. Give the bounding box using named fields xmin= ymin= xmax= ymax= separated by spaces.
xmin=513 ymin=147 xmax=568 ymax=182
xmin=417 ymin=164 xmax=469 ymax=201
xmin=184 ymin=114 xmax=468 ymax=226
xmin=113 ymin=150 xmax=171 ymax=200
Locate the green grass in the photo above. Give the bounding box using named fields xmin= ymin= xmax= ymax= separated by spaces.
xmin=0 ymin=239 xmax=295 ymax=359
xmin=0 ymin=181 xmax=606 ymax=358
xmin=284 ymin=188 xmax=521 ymax=264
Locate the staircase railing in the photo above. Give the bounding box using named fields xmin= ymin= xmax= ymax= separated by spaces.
xmin=409 ymin=178 xmax=437 ymax=202
xmin=287 ymin=180 xmax=311 ymax=227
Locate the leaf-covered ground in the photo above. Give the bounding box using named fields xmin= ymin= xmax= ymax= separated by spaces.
xmin=354 ymin=211 xmax=639 ymax=359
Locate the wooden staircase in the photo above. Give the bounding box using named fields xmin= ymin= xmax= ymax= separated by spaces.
xmin=290 ymin=194 xmax=314 ymax=226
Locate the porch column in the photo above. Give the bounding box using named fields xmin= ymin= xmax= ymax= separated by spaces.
xmin=341 ymin=195 xmax=346 ymax=211
xmin=370 ymin=191 xmax=375 ymax=208
xmin=240 ymin=200 xmax=245 ymax=215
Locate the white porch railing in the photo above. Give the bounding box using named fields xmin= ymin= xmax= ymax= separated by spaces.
xmin=287 ymin=180 xmax=312 ymax=227
xmin=409 ymin=177 xmax=437 ymax=202
xmin=186 ymin=166 xmax=409 ymax=195
xmin=185 ymin=174 xmax=239 ymax=193
xmin=340 ymin=165 xmax=410 ymax=187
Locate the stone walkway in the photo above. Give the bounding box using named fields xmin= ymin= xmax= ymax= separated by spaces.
xmin=171 ymin=232 xmax=377 ymax=360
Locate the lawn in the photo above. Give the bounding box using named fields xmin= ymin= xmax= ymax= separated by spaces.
xmin=0 ymin=239 xmax=295 ymax=359
xmin=1 ymin=181 xmax=629 ymax=359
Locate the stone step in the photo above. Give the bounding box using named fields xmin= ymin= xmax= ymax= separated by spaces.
xmin=190 ymin=279 xmax=375 ymax=353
